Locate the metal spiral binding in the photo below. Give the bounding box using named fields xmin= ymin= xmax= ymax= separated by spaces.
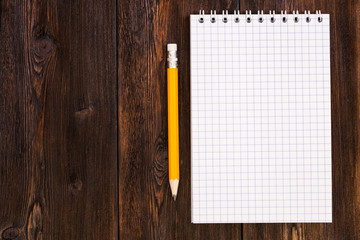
xmin=316 ymin=10 xmax=323 ymax=23
xmin=222 ymin=10 xmax=229 ymax=23
xmin=270 ymin=10 xmax=276 ymax=23
xmin=210 ymin=10 xmax=216 ymax=23
xmin=197 ymin=10 xmax=324 ymax=24
xmin=258 ymin=10 xmax=264 ymax=23
xmin=246 ymin=10 xmax=252 ymax=23
xmin=293 ymin=10 xmax=299 ymax=23
xmin=234 ymin=10 xmax=240 ymax=23
xmin=281 ymin=10 xmax=287 ymax=23
xmin=305 ymin=10 xmax=311 ymax=23
xmin=198 ymin=10 xmax=205 ymax=23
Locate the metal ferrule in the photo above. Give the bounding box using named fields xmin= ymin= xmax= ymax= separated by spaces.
xmin=167 ymin=50 xmax=178 ymax=68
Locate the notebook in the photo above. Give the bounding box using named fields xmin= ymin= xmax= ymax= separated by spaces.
xmin=190 ymin=10 xmax=331 ymax=223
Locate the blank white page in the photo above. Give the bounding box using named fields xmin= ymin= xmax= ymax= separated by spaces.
xmin=190 ymin=13 xmax=331 ymax=223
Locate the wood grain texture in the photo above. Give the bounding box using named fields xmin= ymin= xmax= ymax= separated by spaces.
xmin=0 ymin=0 xmax=117 ymax=239
xmin=1 ymin=0 xmax=359 ymax=239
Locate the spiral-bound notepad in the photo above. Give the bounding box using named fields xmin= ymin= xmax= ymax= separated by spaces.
xmin=190 ymin=10 xmax=331 ymax=223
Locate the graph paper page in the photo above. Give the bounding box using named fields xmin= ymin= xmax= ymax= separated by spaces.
xmin=190 ymin=13 xmax=331 ymax=223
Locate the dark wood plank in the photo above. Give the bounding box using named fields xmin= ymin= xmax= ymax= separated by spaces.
xmin=118 ymin=0 xmax=242 ymax=239
xmin=330 ymin=0 xmax=360 ymax=238
xmin=0 ymin=0 xmax=117 ymax=239
xmin=0 ymin=1 xmax=29 ymax=239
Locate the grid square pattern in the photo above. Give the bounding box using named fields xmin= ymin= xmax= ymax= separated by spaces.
xmin=190 ymin=13 xmax=331 ymax=223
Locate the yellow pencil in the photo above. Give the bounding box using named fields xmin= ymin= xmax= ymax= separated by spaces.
xmin=167 ymin=43 xmax=179 ymax=201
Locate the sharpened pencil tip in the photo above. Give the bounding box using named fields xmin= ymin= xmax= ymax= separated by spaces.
xmin=170 ymin=179 xmax=179 ymax=201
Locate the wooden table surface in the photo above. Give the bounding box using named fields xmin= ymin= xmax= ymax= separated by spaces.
xmin=0 ymin=0 xmax=359 ymax=239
